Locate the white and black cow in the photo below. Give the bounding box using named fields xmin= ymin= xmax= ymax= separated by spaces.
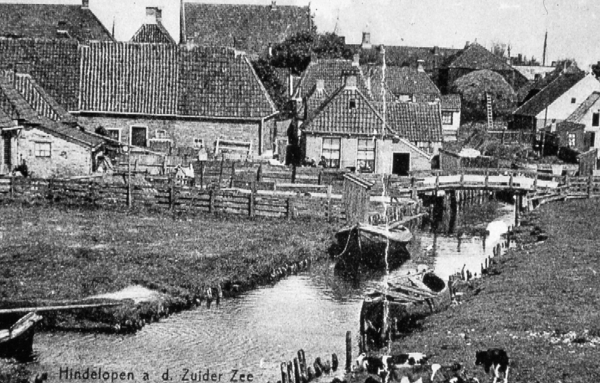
xmin=355 ymin=353 xmax=388 ymax=375
xmin=475 ymin=349 xmax=509 ymax=383
xmin=384 ymin=353 xmax=429 ymax=369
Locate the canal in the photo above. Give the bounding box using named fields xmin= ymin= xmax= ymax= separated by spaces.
xmin=17 ymin=203 xmax=515 ymax=383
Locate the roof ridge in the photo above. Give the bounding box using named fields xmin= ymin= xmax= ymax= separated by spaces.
xmin=514 ymin=71 xmax=582 ymax=115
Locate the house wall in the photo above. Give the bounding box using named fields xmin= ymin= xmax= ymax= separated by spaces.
xmin=78 ymin=115 xmax=267 ymax=157
xmin=533 ymin=75 xmax=600 ymax=130
xmin=304 ymin=134 xmax=431 ymax=173
xmin=16 ymin=127 xmax=93 ymax=178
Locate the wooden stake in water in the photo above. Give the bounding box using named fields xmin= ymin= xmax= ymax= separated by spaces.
xmin=345 ymin=331 xmax=352 ymax=372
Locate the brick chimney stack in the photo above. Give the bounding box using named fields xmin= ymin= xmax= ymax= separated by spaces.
xmin=361 ymin=32 xmax=371 ymax=50
xmin=146 ymin=7 xmax=162 ymax=24
xmin=82 ymin=0 xmax=89 ymax=9
xmin=417 ymin=59 xmax=425 ymax=73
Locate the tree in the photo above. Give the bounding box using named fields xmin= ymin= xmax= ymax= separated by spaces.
xmin=251 ymin=58 xmax=289 ymax=113
xmin=270 ymin=31 xmax=352 ymax=75
xmin=592 ymin=61 xmax=600 ymax=79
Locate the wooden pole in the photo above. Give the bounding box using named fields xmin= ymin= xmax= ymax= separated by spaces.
xmin=280 ymin=363 xmax=289 ymax=383
xmin=169 ymin=176 xmax=175 ymax=210
xmin=287 ymin=198 xmax=293 ymax=221
xmin=293 ymin=358 xmax=301 ymax=383
xmin=345 ymin=331 xmax=352 ymax=372
xmin=127 ymin=150 xmax=132 ymax=208
xmin=298 ymin=350 xmax=307 ymax=382
xmin=200 ymin=161 xmax=204 ymax=190
xmin=287 ymin=362 xmax=294 ymax=383
xmin=327 ymin=185 xmax=332 ymax=223
xmin=230 ymin=161 xmax=236 ymax=188
xmin=588 ymin=174 xmax=593 ymax=198
xmin=209 ymin=189 xmax=215 ymax=213
xmin=249 ymin=181 xmax=256 ymax=218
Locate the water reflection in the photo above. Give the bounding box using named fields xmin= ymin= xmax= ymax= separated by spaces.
xmin=21 ymin=204 xmax=514 ymax=383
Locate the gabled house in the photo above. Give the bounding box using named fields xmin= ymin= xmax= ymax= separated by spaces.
xmin=512 ymin=71 xmax=600 ymax=132
xmin=76 ymin=43 xmax=278 ymax=159
xmin=0 ymin=0 xmax=114 ymax=42
xmin=182 ymin=1 xmax=312 ymax=57
xmin=301 ymin=72 xmax=433 ymax=175
xmin=438 ymin=42 xmax=528 ymax=93
xmin=556 ymin=92 xmax=600 ymax=154
xmin=130 ymin=7 xmax=176 ymax=44
xmin=0 ymin=75 xmax=107 ymax=178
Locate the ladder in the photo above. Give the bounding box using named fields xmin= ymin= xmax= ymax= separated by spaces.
xmin=486 ymin=93 xmax=493 ymax=130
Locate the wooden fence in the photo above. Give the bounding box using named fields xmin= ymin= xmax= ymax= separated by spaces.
xmin=0 ymin=176 xmax=345 ymax=222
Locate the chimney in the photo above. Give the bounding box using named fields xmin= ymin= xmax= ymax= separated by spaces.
xmin=270 ymin=1 xmax=277 ymax=10
xmin=433 ymin=46 xmax=440 ymax=55
xmin=146 ymin=7 xmax=162 ymax=24
xmin=361 ymin=32 xmax=371 ymax=50
xmin=180 ymin=0 xmax=186 ymax=45
xmin=316 ymin=79 xmax=325 ymax=93
xmin=417 ymin=59 xmax=425 ymax=73
xmin=352 ymin=53 xmax=360 ymax=67
xmin=465 ymin=41 xmax=470 ymax=48
xmin=342 ymin=70 xmax=358 ymax=89
xmin=82 ymin=0 xmax=89 ymax=9
xmin=288 ymin=72 xmax=295 ymax=97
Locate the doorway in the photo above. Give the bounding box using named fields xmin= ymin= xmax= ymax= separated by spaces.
xmin=392 ymin=153 xmax=410 ymax=176
xmin=2 ymin=134 xmax=11 ymax=171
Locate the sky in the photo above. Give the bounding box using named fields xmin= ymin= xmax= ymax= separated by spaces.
xmin=2 ymin=0 xmax=599 ymax=69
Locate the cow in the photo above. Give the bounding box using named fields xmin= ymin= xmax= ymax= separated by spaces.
xmin=356 ymin=353 xmax=388 ymax=375
xmin=389 ymin=362 xmax=479 ymax=383
xmin=384 ymin=353 xmax=429 ymax=369
xmin=475 ymin=349 xmax=509 ymax=383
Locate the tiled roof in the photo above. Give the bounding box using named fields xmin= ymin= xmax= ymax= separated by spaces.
xmin=566 ymin=92 xmax=600 ymax=123
xmin=441 ymin=94 xmax=461 ymax=111
xmin=298 ymin=84 xmax=329 ymax=120
xmin=80 ymin=43 xmax=277 ymax=119
xmin=349 ymin=44 xmax=461 ymax=71
xmin=130 ymin=22 xmax=176 ymax=44
xmin=0 ymin=38 xmax=81 ymax=111
xmin=0 ymin=75 xmax=39 ymax=123
xmin=37 ymin=117 xmax=106 ymax=149
xmin=384 ymin=102 xmax=443 ymax=142
xmin=294 ymin=59 xmax=371 ymax=99
xmin=0 ymin=4 xmax=114 ymax=42
xmin=184 ymin=2 xmax=311 ymax=55
xmin=556 ymin=120 xmax=585 ymax=133
xmin=446 ymin=43 xmax=514 ymax=71
xmin=302 ymin=86 xmax=390 ymax=136
xmin=0 ymin=106 xmax=12 ymax=128
xmin=513 ymin=71 xmax=587 ymax=117
xmin=363 ymin=65 xmax=440 ymax=99
xmin=3 ymin=71 xmax=75 ymax=123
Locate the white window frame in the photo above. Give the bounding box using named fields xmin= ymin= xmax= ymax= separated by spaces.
xmin=34 ymin=142 xmax=51 ymax=158
xmin=568 ymin=132 xmax=576 ymax=148
xmin=321 ymin=137 xmax=341 ymax=169
xmin=129 ymin=125 xmax=148 ymax=147
xmin=357 ymin=138 xmax=375 ymax=173
xmin=442 ymin=111 xmax=453 ymax=125
xmin=106 ymin=128 xmax=121 ymax=142
xmin=193 ymin=138 xmax=204 ymax=148
xmin=155 ymin=129 xmax=168 ymax=139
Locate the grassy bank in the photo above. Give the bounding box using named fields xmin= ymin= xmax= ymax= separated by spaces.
xmin=385 ymin=199 xmax=600 ymax=383
xmin=0 ymin=202 xmax=337 ymax=332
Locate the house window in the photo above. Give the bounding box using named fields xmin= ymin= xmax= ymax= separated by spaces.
xmin=593 ymin=112 xmax=599 ymax=127
xmin=130 ymin=125 xmax=148 ymax=147
xmin=571 ymin=98 xmax=577 ymax=104
xmin=106 ymin=129 xmax=120 ymax=141
xmin=193 ymin=138 xmax=204 ymax=148
xmin=568 ymin=133 xmax=576 ymax=148
xmin=34 ymin=142 xmax=51 ymax=157
xmin=357 ymin=138 xmax=375 ymax=173
xmin=442 ymin=111 xmax=453 ymax=125
xmin=155 ymin=129 xmax=167 ymax=139
xmin=322 ymin=137 xmax=341 ymax=168
xmin=349 ymin=99 xmax=356 ymax=109
xmin=590 ymin=132 xmax=596 ymax=147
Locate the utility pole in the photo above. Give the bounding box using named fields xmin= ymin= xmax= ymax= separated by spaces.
xmin=542 ymin=30 xmax=548 ymax=66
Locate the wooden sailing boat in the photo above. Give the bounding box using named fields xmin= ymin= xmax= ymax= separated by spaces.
xmin=0 ymin=312 xmax=43 ymax=359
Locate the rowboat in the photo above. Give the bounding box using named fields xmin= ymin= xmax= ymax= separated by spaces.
xmin=359 ymin=270 xmax=450 ymax=349
xmin=335 ymin=222 xmax=413 ymax=270
xmin=0 ymin=312 xmax=43 ymax=359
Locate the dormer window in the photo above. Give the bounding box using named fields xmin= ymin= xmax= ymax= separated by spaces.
xmin=349 ymin=99 xmax=356 ymax=109
xmin=571 ymin=98 xmax=577 ymax=104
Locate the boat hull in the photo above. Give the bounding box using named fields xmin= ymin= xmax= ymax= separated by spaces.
xmin=335 ymin=226 xmax=411 ymax=270
xmin=0 ymin=312 xmax=42 ymax=360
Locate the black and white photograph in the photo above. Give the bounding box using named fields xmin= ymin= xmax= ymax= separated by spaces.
xmin=0 ymin=0 xmax=599 ymax=382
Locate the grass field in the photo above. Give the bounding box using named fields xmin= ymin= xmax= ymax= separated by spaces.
xmin=387 ymin=199 xmax=600 ymax=383
xmin=0 ymin=203 xmax=338 ymax=330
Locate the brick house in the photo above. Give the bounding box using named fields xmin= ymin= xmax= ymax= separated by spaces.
xmin=512 ymin=71 xmax=600 ymax=132
xmin=0 ymin=0 xmax=114 ymax=42
xmin=301 ymin=72 xmax=433 ymax=175
xmin=0 ymin=74 xmax=106 ymax=177
xmin=76 ymin=43 xmax=278 ymax=159
xmin=182 ymin=1 xmax=312 ymax=57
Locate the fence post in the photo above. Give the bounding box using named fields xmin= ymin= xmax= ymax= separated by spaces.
xmin=509 ymin=173 xmax=514 ymax=189
xmin=257 ymin=164 xmax=263 ymax=182
xmin=169 ymin=176 xmax=176 ymax=210
xmin=435 ymin=174 xmax=440 ymax=195
xmin=318 ymin=170 xmax=323 ymax=185
xmin=230 ymin=161 xmax=236 ymax=188
xmin=345 ymin=331 xmax=352 ymax=373
xmin=292 ymin=164 xmax=297 ymax=184
xmin=249 ymin=181 xmax=256 ymax=218
xmin=533 ymin=173 xmax=538 ymax=191
xmin=327 ymin=185 xmax=333 ymax=223
xmin=460 ymin=171 xmax=464 ymax=188
xmin=200 ymin=161 xmax=205 ymax=190
xmin=588 ymin=174 xmax=593 ymax=199
xmin=209 ymin=189 xmax=215 ymax=213
xmin=9 ymin=173 xmax=14 ymax=199
xmin=218 ymin=157 xmax=225 ymax=188
xmin=287 ymin=198 xmax=293 ymax=221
